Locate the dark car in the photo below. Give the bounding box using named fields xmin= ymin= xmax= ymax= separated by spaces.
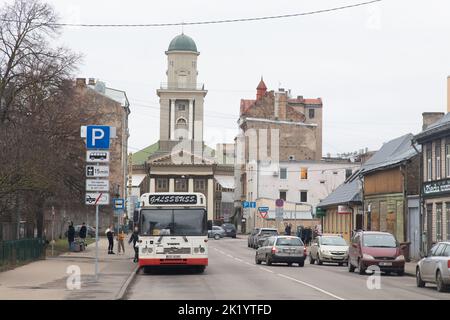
xmin=255 ymin=228 xmax=279 ymax=249
xmin=248 ymin=228 xmax=260 ymax=248
xmin=255 ymin=236 xmax=307 ymax=267
xmin=221 ymin=223 xmax=237 ymax=238
xmin=348 ymin=231 xmax=405 ymax=275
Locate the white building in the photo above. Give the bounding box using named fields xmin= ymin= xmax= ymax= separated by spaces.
xmin=245 ymin=159 xmax=361 ymax=215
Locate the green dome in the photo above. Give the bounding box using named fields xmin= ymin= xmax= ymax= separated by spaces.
xmin=168 ymin=34 xmax=198 ymax=52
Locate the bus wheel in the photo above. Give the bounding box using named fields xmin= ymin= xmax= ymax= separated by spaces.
xmin=196 ymin=266 xmax=206 ymax=273
xmin=143 ymin=267 xmax=153 ymax=274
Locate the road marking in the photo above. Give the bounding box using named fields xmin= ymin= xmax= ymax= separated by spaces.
xmin=234 ymin=258 xmax=243 ymax=262
xmin=259 ymin=267 xmax=274 ymax=273
xmin=226 ymin=254 xmax=233 ymax=258
xmin=277 ymin=274 xmax=345 ymax=300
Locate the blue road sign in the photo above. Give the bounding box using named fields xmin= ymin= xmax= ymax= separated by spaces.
xmin=243 ymin=201 xmax=256 ymax=208
xmin=113 ymin=198 xmax=124 ymax=210
xmin=87 ymin=125 xmax=110 ymax=149
xmin=258 ymin=206 xmax=269 ymax=212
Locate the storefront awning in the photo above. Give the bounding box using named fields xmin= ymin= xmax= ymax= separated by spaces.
xmin=215 ymin=175 xmax=235 ymax=189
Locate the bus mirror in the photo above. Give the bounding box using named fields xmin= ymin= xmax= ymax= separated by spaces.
xmin=133 ymin=209 xmax=139 ymax=223
xmin=207 ymin=220 xmax=213 ymax=231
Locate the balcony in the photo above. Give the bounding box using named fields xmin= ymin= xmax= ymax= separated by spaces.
xmin=159 ymin=82 xmax=205 ymax=91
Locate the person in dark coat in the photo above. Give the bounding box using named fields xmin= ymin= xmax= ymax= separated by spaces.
xmin=67 ymin=222 xmax=75 ymax=251
xmin=105 ymin=225 xmax=115 ymax=254
xmin=285 ymin=223 xmax=292 ymax=236
xmin=79 ymin=223 xmax=87 ymax=240
xmin=129 ymin=227 xmax=139 ymax=263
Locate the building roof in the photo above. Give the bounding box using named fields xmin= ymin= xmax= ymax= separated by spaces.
xmin=288 ymin=97 xmax=322 ymax=105
xmin=317 ymin=178 xmax=362 ymax=208
xmin=215 ymin=175 xmax=235 ymax=189
xmin=132 ymin=174 xmax=146 ymax=187
xmin=414 ymin=112 xmax=450 ymax=142
xmin=87 ymin=82 xmax=130 ymax=109
xmin=132 ymin=142 xmax=159 ymax=165
xmin=359 ymin=133 xmax=420 ymax=174
xmin=257 ymin=78 xmax=267 ymax=90
xmin=240 ymin=99 xmax=256 ymax=114
xmin=167 ymin=33 xmax=198 ymax=52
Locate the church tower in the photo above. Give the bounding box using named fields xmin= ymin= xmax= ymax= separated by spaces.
xmin=157 ymin=33 xmax=207 ymax=152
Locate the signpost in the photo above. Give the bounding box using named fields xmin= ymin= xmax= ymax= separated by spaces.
xmin=258 ymin=206 xmax=269 ymax=219
xmin=275 ymin=199 xmax=284 ymax=223
xmin=81 ymin=125 xmax=115 ymax=281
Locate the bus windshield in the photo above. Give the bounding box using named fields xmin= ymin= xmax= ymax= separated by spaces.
xmin=140 ymin=209 xmax=207 ymax=236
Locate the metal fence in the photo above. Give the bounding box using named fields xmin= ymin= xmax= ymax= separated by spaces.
xmin=0 ymin=238 xmax=46 ymax=268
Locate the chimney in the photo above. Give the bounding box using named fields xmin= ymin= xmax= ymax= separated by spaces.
xmin=75 ymin=78 xmax=86 ymax=87
xmin=422 ymin=112 xmax=445 ymax=131
xmin=447 ymin=76 xmax=450 ymax=112
xmin=88 ymin=78 xmax=96 ymax=85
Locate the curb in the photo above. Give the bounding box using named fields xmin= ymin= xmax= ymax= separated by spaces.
xmin=114 ymin=265 xmax=139 ymax=300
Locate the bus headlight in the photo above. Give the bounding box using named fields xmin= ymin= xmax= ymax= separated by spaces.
xmin=199 ymin=247 xmax=205 ymax=253
xmin=147 ymin=248 xmax=153 ymax=254
xmin=142 ymin=248 xmax=147 ymax=254
xmin=194 ymin=248 xmax=199 ymax=253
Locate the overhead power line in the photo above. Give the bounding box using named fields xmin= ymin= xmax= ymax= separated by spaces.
xmin=1 ymin=1 xmax=382 ymax=28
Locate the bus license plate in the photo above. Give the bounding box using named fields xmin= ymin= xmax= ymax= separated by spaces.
xmin=166 ymin=255 xmax=181 ymax=259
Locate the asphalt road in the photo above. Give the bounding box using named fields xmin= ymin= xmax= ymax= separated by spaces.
xmin=126 ymin=237 xmax=450 ymax=300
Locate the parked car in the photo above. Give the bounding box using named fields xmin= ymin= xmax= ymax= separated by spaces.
xmin=221 ymin=223 xmax=237 ymax=238
xmin=208 ymin=226 xmax=225 ymax=240
xmin=416 ymin=241 xmax=450 ymax=292
xmin=255 ymin=228 xmax=279 ymax=249
xmin=348 ymin=231 xmax=405 ymax=275
xmin=309 ymin=234 xmax=349 ymax=266
xmin=255 ymin=236 xmax=307 ymax=267
xmin=248 ymin=228 xmax=260 ymax=248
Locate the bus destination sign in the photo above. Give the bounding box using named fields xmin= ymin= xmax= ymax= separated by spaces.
xmin=148 ymin=194 xmax=197 ymax=205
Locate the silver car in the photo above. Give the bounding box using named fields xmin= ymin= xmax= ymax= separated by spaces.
xmin=309 ymin=235 xmax=349 ymax=266
xmin=255 ymin=236 xmax=307 ymax=267
xmin=416 ymin=241 xmax=450 ymax=292
xmin=208 ymin=226 xmax=225 ymax=240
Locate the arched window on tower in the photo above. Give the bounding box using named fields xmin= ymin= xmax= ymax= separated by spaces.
xmin=175 ymin=117 xmax=188 ymax=140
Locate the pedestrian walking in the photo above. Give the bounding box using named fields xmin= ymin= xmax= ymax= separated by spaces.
xmin=79 ymin=222 xmax=87 ymax=248
xmin=285 ymin=223 xmax=292 ymax=235
xmin=117 ymin=228 xmax=125 ymax=254
xmin=67 ymin=222 xmax=75 ymax=251
xmin=129 ymin=227 xmax=139 ymax=263
xmin=105 ymin=225 xmax=115 ymax=254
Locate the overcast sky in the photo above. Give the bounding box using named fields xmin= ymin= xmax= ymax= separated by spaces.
xmin=36 ymin=0 xmax=450 ymax=156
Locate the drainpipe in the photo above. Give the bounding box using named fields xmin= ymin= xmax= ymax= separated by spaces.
xmin=357 ymin=173 xmax=365 ymax=230
xmin=400 ymin=163 xmax=408 ymax=243
xmin=411 ymin=140 xmax=425 ymax=255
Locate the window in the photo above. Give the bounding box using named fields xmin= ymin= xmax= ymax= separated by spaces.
xmin=280 ymin=168 xmax=287 ymax=180
xmin=177 ymin=104 xmax=186 ymax=111
xmin=174 ymin=178 xmax=188 ymax=192
xmin=432 ymin=243 xmax=446 ymax=257
xmin=215 ymin=201 xmax=221 ymax=218
xmin=300 ymin=190 xmax=307 ymax=203
xmin=427 ymin=144 xmax=432 ymax=181
xmin=436 ymin=203 xmax=443 ymax=241
xmin=308 ymin=109 xmax=315 ymax=119
xmin=442 ymin=245 xmax=450 ymax=257
xmin=176 ymin=118 xmax=187 ymax=126
xmin=156 ymin=178 xmax=168 ymax=192
xmin=194 ymin=179 xmax=205 ymax=191
xmin=279 ymin=191 xmax=287 ymax=201
xmin=436 ymin=144 xmax=441 ymax=180
xmin=300 ymin=167 xmax=308 ymax=180
xmin=447 ymin=203 xmax=450 ymax=241
xmin=446 ymin=144 xmax=450 ymax=177
xmin=345 ymin=169 xmax=353 ymax=179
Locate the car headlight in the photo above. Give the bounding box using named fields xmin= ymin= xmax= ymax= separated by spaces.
xmin=362 ymin=254 xmax=374 ymax=260
xmin=321 ymin=249 xmax=330 ymax=254
xmin=395 ymin=255 xmax=405 ymax=261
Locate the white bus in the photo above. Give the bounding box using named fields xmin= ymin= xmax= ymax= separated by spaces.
xmin=135 ymin=192 xmax=210 ymax=273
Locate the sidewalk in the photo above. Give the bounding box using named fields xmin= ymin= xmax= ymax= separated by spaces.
xmin=404 ymin=261 xmax=418 ymax=277
xmin=0 ymin=237 xmax=137 ymax=300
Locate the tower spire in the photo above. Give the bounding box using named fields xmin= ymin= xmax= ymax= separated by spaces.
xmin=256 ymin=76 xmax=267 ymax=100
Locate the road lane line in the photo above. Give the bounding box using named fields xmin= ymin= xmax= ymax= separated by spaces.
xmin=259 ymin=267 xmax=274 ymax=273
xmin=234 ymin=258 xmax=243 ymax=262
xmin=277 ymin=274 xmax=345 ymax=300
xmin=226 ymin=254 xmax=233 ymax=258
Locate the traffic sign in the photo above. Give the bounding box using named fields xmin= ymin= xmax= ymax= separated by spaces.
xmin=86 ymin=165 xmax=109 ymax=177
xmin=86 ymin=125 xmax=110 ymax=149
xmin=86 ymin=150 xmax=110 ymax=163
xmin=86 ymin=179 xmax=109 ymax=192
xmin=259 ymin=211 xmax=268 ymax=219
xmin=113 ymin=198 xmax=125 ymax=210
xmin=275 ymin=199 xmax=284 ymax=207
xmin=243 ymin=201 xmax=256 ymax=208
xmin=85 ymin=193 xmax=109 ymax=205
xmin=258 ymin=206 xmax=269 ymax=213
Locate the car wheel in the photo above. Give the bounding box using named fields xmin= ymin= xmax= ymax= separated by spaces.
xmin=317 ymin=254 xmax=323 ymax=265
xmin=348 ymin=260 xmax=355 ymax=273
xmin=397 ymin=269 xmax=404 ymax=276
xmin=338 ymin=262 xmax=344 ymax=266
xmin=265 ymin=255 xmax=272 ymax=266
xmin=232 ymin=235 xmax=236 ymax=239
xmin=255 ymin=254 xmax=261 ymax=265
xmin=358 ymin=260 xmax=366 ymax=275
xmin=436 ymin=271 xmax=448 ymax=292
xmin=416 ymin=268 xmax=425 ymax=288
xmin=298 ymin=260 xmax=305 ymax=267
xmin=309 ymin=253 xmax=315 ymax=264
xmin=214 ymin=234 xmax=220 ymax=240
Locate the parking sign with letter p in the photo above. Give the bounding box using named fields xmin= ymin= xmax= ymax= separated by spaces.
xmin=86 ymin=125 xmax=110 ymax=149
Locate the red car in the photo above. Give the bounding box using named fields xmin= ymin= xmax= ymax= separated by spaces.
xmin=348 ymin=231 xmax=405 ymax=276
